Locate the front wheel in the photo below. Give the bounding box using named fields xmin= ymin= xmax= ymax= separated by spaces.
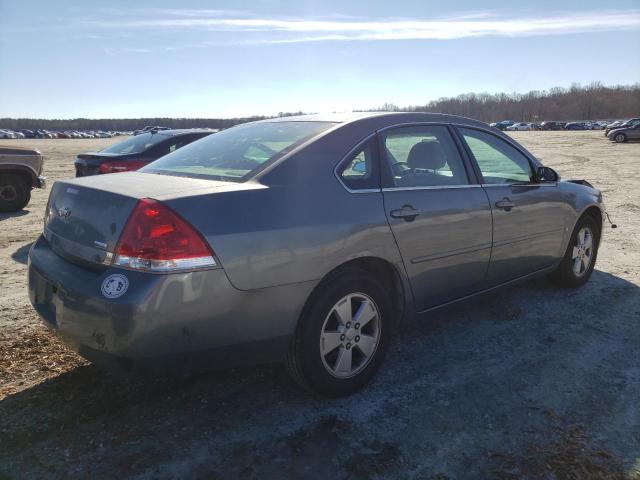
xmin=549 ymin=215 xmax=600 ymax=288
xmin=614 ymin=133 xmax=627 ymax=143
xmin=286 ymin=269 xmax=392 ymax=397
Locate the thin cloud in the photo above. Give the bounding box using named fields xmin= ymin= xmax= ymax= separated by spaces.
xmin=83 ymin=10 xmax=640 ymax=44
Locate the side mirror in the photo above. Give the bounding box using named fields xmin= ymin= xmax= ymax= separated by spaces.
xmin=536 ymin=166 xmax=559 ymax=183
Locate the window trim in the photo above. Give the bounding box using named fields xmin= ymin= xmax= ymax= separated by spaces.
xmin=451 ymin=124 xmax=557 ymax=188
xmin=377 ymin=122 xmax=476 ymax=191
xmin=333 ymin=133 xmax=382 ymax=194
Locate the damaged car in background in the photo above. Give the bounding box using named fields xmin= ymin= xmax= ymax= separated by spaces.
xmin=29 ymin=112 xmax=607 ymax=397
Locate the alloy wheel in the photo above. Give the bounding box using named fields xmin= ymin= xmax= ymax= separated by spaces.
xmin=572 ymin=226 xmax=594 ymax=277
xmin=319 ymin=293 xmax=381 ymax=378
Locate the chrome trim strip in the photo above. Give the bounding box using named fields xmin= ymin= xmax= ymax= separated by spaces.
xmin=333 ymin=133 xmax=382 ymax=194
xmin=481 ymin=182 xmax=558 ymax=188
xmin=410 ymin=242 xmax=492 ymax=264
xmin=382 ymin=184 xmax=481 ymax=192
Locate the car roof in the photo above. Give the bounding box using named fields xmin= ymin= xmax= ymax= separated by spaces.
xmin=257 ymin=111 xmax=489 ymax=129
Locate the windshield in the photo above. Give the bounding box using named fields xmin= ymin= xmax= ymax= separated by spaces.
xmin=100 ymin=132 xmax=166 ymax=154
xmin=141 ymin=121 xmax=335 ymax=181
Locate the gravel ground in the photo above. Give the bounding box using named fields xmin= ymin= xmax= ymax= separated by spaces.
xmin=0 ymin=132 xmax=639 ymax=479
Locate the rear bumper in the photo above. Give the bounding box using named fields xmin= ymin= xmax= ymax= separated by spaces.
xmin=28 ymin=235 xmax=313 ymax=372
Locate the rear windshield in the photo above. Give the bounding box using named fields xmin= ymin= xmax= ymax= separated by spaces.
xmin=100 ymin=132 xmax=167 ymax=154
xmin=140 ymin=121 xmax=335 ymax=181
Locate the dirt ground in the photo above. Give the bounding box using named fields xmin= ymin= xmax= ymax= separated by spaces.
xmin=0 ymin=132 xmax=639 ymax=479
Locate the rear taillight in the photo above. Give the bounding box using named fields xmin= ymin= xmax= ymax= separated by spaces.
xmin=113 ymin=198 xmax=217 ymax=272
xmin=99 ymin=160 xmax=147 ymax=174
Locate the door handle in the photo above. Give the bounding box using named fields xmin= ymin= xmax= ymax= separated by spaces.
xmin=390 ymin=205 xmax=421 ymax=221
xmin=495 ymin=198 xmax=516 ymax=211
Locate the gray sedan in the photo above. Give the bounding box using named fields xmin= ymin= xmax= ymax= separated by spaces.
xmin=607 ymin=122 xmax=640 ymax=143
xmin=28 ymin=113 xmax=605 ymax=397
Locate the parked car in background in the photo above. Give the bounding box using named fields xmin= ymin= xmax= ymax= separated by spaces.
xmin=0 ymin=146 xmax=46 ymax=211
xmin=74 ymin=128 xmax=215 ymax=176
xmin=29 ymin=112 xmax=606 ymax=397
xmin=506 ymin=122 xmax=533 ymax=131
xmin=489 ymin=120 xmax=515 ymax=131
xmin=18 ymin=129 xmax=36 ymax=138
xmin=605 ymin=118 xmax=640 ymax=136
xmin=607 ymin=123 xmax=640 ymax=143
xmin=565 ymin=122 xmax=587 ymax=130
xmin=540 ymin=121 xmax=565 ymax=130
xmin=35 ymin=129 xmax=53 ymax=138
xmin=133 ymin=126 xmax=171 ymax=136
xmin=0 ymin=129 xmax=16 ymax=139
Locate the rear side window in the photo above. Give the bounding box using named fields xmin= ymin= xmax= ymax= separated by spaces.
xmin=100 ymin=132 xmax=165 ymax=155
xmin=381 ymin=125 xmax=469 ymax=188
xmin=338 ymin=141 xmax=379 ymax=190
xmin=459 ymin=128 xmax=532 ymax=184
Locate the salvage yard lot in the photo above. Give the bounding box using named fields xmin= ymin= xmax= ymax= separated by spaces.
xmin=0 ymin=132 xmax=639 ymax=478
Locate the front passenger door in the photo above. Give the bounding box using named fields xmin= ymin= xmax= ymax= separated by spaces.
xmin=457 ymin=127 xmax=567 ymax=285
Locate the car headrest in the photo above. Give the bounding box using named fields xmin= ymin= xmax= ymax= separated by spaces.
xmin=407 ymin=141 xmax=447 ymax=170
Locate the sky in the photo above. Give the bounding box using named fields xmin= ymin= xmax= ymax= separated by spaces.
xmin=0 ymin=0 xmax=639 ymax=119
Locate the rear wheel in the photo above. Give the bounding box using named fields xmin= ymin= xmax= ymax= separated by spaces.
xmin=614 ymin=133 xmax=627 ymax=143
xmin=0 ymin=173 xmax=30 ymax=212
xmin=549 ymin=215 xmax=600 ymax=288
xmin=286 ymin=268 xmax=392 ymax=397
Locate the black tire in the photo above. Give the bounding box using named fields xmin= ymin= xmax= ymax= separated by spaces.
xmin=614 ymin=133 xmax=627 ymax=143
xmin=548 ymin=214 xmax=600 ymax=288
xmin=0 ymin=173 xmax=30 ymax=212
xmin=286 ymin=268 xmax=393 ymax=397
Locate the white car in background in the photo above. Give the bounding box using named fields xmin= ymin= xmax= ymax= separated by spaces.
xmin=0 ymin=129 xmax=17 ymax=139
xmin=505 ymin=122 xmax=533 ymax=131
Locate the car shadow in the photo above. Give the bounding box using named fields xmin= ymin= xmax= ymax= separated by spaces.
xmin=1 ymin=270 xmax=638 ymax=479
xmin=0 ymin=209 xmax=29 ymax=221
xmin=11 ymin=241 xmax=33 ymax=265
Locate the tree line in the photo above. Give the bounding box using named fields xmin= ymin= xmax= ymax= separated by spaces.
xmin=1 ymin=83 xmax=638 ymax=131
xmin=373 ymin=82 xmax=640 ymax=122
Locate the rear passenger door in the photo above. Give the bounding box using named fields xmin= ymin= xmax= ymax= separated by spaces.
xmin=380 ymin=125 xmax=493 ymax=312
xmin=456 ymin=127 xmax=567 ymax=284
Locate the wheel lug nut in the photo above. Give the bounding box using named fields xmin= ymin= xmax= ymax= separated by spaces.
xmin=346 ymin=343 xmax=351 ymax=350
xmin=346 ymin=322 xmax=351 ymax=328
xmin=340 ymin=334 xmax=345 ymax=341
xmin=355 ymin=323 xmax=360 ymax=329
xmin=355 ymin=335 xmax=360 ymax=342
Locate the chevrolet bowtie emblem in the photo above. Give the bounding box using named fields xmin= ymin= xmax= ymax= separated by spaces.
xmin=58 ymin=207 xmax=71 ymax=219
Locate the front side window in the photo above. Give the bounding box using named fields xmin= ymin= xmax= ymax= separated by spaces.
xmin=338 ymin=141 xmax=378 ymax=190
xmin=459 ymin=128 xmax=532 ymax=184
xmin=142 ymin=121 xmax=335 ymax=181
xmin=381 ymin=125 xmax=469 ymax=188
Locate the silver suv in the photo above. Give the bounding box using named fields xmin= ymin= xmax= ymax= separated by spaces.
xmin=0 ymin=146 xmax=46 ymax=212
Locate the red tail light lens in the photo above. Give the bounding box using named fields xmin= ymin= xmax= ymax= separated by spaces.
xmin=99 ymin=160 xmax=147 ymax=174
xmin=113 ymin=198 xmax=217 ymax=272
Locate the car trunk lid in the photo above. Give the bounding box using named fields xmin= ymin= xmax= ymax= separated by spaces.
xmin=44 ymin=172 xmax=251 ymax=268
